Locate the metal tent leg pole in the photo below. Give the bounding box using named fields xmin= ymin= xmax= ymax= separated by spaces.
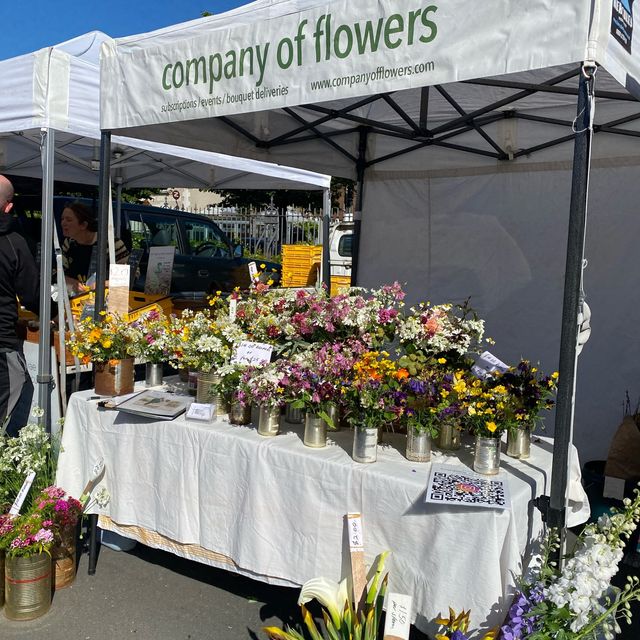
xmin=322 ymin=187 xmax=331 ymax=291
xmin=537 ymin=65 xmax=595 ymax=563
xmin=87 ymin=130 xmax=111 ymax=576
xmin=351 ymin=127 xmax=368 ymax=287
xmin=95 ymin=131 xmax=111 ymax=318
xmin=37 ymin=127 xmax=55 ymax=434
xmin=87 ymin=514 xmax=99 ymax=575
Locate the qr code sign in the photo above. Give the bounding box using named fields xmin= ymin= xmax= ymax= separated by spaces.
xmin=426 ymin=465 xmax=511 ymax=510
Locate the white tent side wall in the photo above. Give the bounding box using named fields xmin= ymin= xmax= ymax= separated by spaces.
xmin=359 ymin=165 xmax=639 ymax=463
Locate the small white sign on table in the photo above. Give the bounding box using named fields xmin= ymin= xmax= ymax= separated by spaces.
xmin=425 ymin=464 xmax=511 ymax=510
xmin=185 ymin=402 xmax=216 ymax=423
xmin=383 ymin=593 xmax=412 ymax=640
xmin=230 ymin=340 xmax=273 ymax=365
xmin=471 ymin=351 xmax=509 ymax=379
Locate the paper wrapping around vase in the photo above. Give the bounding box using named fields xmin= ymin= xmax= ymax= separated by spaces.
xmin=604 ymin=416 xmax=640 ymax=480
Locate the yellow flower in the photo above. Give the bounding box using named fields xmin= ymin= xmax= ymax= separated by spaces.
xmin=260 ymin=263 xmax=266 ymax=269
xmin=437 ymin=357 xmax=446 ymax=364
xmin=101 ymin=339 xmax=112 ymax=349
xmin=493 ymin=385 xmax=507 ymax=394
xmin=486 ymin=421 xmax=497 ymax=433
xmin=551 ymin=371 xmax=559 ymax=379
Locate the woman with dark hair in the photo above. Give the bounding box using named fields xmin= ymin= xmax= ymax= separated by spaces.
xmin=61 ymin=201 xmax=130 ymax=294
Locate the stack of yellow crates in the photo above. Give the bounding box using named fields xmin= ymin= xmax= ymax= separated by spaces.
xmin=70 ymin=290 xmax=173 ymax=322
xmin=281 ymin=245 xmax=322 ymax=287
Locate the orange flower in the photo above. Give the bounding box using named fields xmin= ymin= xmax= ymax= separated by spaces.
xmin=394 ymin=368 xmax=409 ymax=381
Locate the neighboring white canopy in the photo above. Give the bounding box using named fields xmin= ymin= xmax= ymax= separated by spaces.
xmin=0 ymin=31 xmax=331 ymax=190
xmin=0 ymin=29 xmax=330 ymax=437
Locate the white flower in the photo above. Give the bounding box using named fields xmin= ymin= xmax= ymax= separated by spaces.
xmin=94 ymin=487 xmax=111 ymax=509
xmin=298 ymin=576 xmax=348 ymax=628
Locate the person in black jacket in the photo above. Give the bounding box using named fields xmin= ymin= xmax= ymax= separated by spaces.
xmin=0 ymin=175 xmax=40 ymax=436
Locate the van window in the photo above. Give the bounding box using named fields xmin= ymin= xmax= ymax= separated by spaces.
xmin=184 ymin=219 xmax=231 ymax=258
xmin=338 ymin=234 xmax=353 ymax=258
xmin=127 ymin=212 xmax=180 ymax=253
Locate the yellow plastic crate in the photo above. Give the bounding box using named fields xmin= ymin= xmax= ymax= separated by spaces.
xmin=125 ymin=294 xmax=173 ymax=323
xmin=70 ymin=290 xmax=172 ymax=322
xmin=282 ymin=245 xmax=322 ymax=287
xmin=330 ymin=275 xmax=351 ymax=296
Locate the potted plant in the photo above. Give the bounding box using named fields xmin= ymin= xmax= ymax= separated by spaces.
xmin=32 ymin=486 xmax=83 ymax=590
xmin=1 ymin=510 xmax=55 ymax=620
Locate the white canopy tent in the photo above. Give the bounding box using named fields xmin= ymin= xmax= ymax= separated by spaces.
xmin=99 ymin=1 xmax=640 ymax=516
xmin=0 ymin=30 xmax=331 ymax=431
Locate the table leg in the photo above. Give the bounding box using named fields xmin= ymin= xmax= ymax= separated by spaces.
xmin=88 ymin=514 xmax=99 ymax=575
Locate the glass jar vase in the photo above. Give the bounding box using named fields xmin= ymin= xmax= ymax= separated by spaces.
xmin=473 ymin=436 xmax=501 ymax=475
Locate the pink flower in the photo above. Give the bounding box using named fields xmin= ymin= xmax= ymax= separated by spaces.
xmin=34 ymin=529 xmax=54 ymax=544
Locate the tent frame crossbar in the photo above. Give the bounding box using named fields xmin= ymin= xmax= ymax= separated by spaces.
xmin=217 ymin=65 xmax=640 ymax=171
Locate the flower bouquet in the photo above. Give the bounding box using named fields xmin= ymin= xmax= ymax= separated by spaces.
xmin=498 ymin=360 xmax=558 ymax=434
xmin=0 ymin=419 xmax=57 ymax=513
xmin=67 ymin=311 xmax=142 ymax=363
xmin=174 ymin=309 xmax=223 ymax=373
xmin=263 ymin=551 xmax=390 ymax=640
xmin=397 ymin=300 xmax=485 ymax=367
xmin=32 ymin=486 xmax=84 ymax=589
xmin=131 ymin=309 xmax=178 ymax=364
xmin=345 ymin=351 xmax=407 ymax=431
xmin=500 ymin=485 xmax=640 ymax=640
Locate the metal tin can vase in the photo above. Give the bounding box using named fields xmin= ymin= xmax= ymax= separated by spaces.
xmin=303 ymin=413 xmax=327 ymax=448
xmin=228 ymin=400 xmax=251 ymax=425
xmin=196 ymin=371 xmax=221 ymax=410
xmin=257 ymin=405 xmax=280 ymax=436
xmin=406 ymin=428 xmax=432 ymax=462
xmin=93 ymin=358 xmax=135 ymax=396
xmin=52 ymin=525 xmax=77 ymax=590
xmin=285 ymin=404 xmax=304 ymax=424
xmin=474 ymin=436 xmax=501 ymax=475
xmin=352 ymin=427 xmax=378 ymax=463
xmin=506 ymin=426 xmax=531 ymax=459
xmin=4 ymin=552 xmax=52 ymax=621
xmin=145 ymin=362 xmax=163 ymax=387
xmin=436 ymin=420 xmax=461 ymax=451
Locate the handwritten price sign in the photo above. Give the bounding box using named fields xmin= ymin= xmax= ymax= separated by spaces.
xmin=231 ymin=340 xmax=273 ymax=365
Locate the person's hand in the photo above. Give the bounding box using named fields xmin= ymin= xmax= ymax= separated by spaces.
xmin=64 ymin=276 xmax=91 ymax=296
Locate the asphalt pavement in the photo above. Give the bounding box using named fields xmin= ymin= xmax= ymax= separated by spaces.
xmin=0 ymin=540 xmax=431 ymax=640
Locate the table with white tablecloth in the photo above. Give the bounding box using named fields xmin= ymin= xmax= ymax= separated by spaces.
xmin=56 ymin=387 xmax=589 ymax=635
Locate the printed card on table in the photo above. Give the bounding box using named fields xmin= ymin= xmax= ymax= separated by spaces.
xmin=425 ymin=464 xmax=511 ymax=510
